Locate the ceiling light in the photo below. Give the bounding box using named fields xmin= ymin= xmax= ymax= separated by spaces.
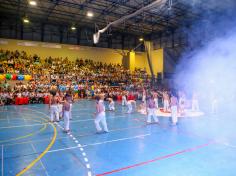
xmin=29 ymin=0 xmax=37 ymax=6
xmin=23 ymin=18 xmax=30 ymax=23
xmin=139 ymin=37 xmax=144 ymax=42
xmin=71 ymin=26 xmax=76 ymax=30
xmin=87 ymin=11 xmax=94 ymax=17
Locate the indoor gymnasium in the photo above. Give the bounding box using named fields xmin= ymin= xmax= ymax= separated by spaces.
xmin=0 ymin=0 xmax=236 ymax=176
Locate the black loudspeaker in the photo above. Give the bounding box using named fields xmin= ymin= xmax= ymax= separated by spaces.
xmin=157 ymin=72 xmax=162 ymax=84
xmin=157 ymin=72 xmax=162 ymax=80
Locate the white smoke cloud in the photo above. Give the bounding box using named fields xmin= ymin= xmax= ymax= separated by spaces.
xmin=173 ymin=1 xmax=236 ymax=113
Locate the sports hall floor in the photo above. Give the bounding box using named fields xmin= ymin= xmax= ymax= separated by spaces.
xmin=0 ymin=100 xmax=236 ymax=176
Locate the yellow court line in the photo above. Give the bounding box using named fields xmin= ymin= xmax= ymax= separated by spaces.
xmin=16 ymin=121 xmax=57 ymax=176
xmin=15 ymin=108 xmax=58 ymax=176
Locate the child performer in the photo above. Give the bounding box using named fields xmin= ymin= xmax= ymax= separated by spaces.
xmin=126 ymin=100 xmax=136 ymax=114
xmin=170 ymin=93 xmax=178 ymax=125
xmin=63 ymin=97 xmax=71 ymax=133
xmin=122 ymin=92 xmax=127 ymax=106
xmin=108 ymin=98 xmax=115 ymax=111
xmin=94 ymin=95 xmax=109 ymax=133
xmin=146 ymin=95 xmax=159 ymax=124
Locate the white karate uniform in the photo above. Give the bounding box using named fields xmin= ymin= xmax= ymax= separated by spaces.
xmin=147 ymin=108 xmax=159 ymax=123
xmin=154 ymin=98 xmax=158 ymax=109
xmin=122 ymin=96 xmax=127 ymax=106
xmin=94 ymin=100 xmax=108 ymax=132
xmin=164 ymin=100 xmax=169 ymax=111
xmin=109 ymin=101 xmax=115 ymax=111
xmin=179 ymin=98 xmax=185 ymax=109
xmin=192 ymin=99 xmax=199 ymax=111
xmin=64 ymin=111 xmax=70 ymax=131
xmin=58 ymin=104 xmax=63 ymax=118
xmin=94 ymin=112 xmax=108 ymax=132
xmin=171 ymin=105 xmax=178 ymax=124
xmin=142 ymin=95 xmax=146 ymax=104
xmin=211 ymin=99 xmax=218 ymax=114
xmin=127 ymin=101 xmax=133 ymax=113
xmin=69 ymin=103 xmax=72 ymax=119
xmin=50 ymin=105 xmax=59 ymax=122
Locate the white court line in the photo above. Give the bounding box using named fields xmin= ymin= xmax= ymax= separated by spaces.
xmin=2 ymin=145 xmax=4 ymax=176
xmin=86 ymin=164 xmax=90 ymax=169
xmin=47 ymin=133 xmax=150 ymax=153
xmin=82 ymin=134 xmax=150 ymax=147
xmin=46 ymin=145 xmax=79 ymax=154
xmin=31 ymin=143 xmax=49 ymax=176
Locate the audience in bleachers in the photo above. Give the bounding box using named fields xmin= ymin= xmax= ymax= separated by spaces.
xmin=0 ymin=49 xmax=157 ymax=105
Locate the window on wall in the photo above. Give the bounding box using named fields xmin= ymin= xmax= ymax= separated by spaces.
xmin=0 ymin=22 xmax=14 ymax=39
xmin=32 ymin=28 xmax=41 ymax=41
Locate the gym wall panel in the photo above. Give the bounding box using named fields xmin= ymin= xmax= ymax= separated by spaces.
xmin=134 ymin=52 xmax=151 ymax=74
xmin=129 ymin=51 xmax=136 ymax=71
xmin=151 ymin=48 xmax=163 ymax=75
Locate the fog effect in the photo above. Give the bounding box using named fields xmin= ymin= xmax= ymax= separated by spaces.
xmin=174 ymin=0 xmax=236 ymax=113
